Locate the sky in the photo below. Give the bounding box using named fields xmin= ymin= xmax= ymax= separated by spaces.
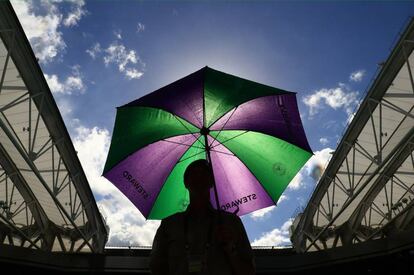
xmin=11 ymin=0 xmax=414 ymax=247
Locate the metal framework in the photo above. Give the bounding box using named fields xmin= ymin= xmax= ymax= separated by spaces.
xmin=291 ymin=17 xmax=414 ymax=252
xmin=0 ymin=2 xmax=107 ymax=252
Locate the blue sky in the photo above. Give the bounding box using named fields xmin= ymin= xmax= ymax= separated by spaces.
xmin=12 ymin=0 xmax=414 ymax=246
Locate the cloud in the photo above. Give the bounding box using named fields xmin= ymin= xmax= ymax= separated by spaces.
xmin=319 ymin=137 xmax=329 ymax=145
xmin=63 ymin=0 xmax=86 ymax=27
xmin=12 ymin=0 xmax=64 ymax=63
xmin=86 ymin=30 xmax=145 ymax=80
xmin=103 ymin=41 xmax=145 ymax=79
xmin=55 ymin=97 xmax=73 ymax=122
xmin=86 ymin=43 xmax=102 ymax=59
xmin=137 ymin=22 xmax=145 ymax=33
xmin=249 ymin=195 xmax=288 ymax=221
xmin=287 ymin=147 xmax=333 ymax=191
xmin=44 ymin=65 xmax=85 ymax=94
xmin=350 ymin=70 xmax=365 ymax=82
xmin=303 ymin=83 xmax=359 ymax=116
xmin=305 ymin=147 xmax=333 ymax=182
xmin=251 ymin=219 xmax=293 ymax=246
xmin=287 ymin=172 xmax=304 ymax=190
xmin=12 ymin=0 xmax=87 ymax=63
xmin=114 ymin=30 xmax=122 ymax=39
xmin=72 ymin=125 xmax=160 ymax=246
xmin=98 ymin=193 xmax=160 ymax=246
xmin=72 ymin=125 xmax=113 ymax=196
xmin=125 ymin=68 xmax=144 ymax=79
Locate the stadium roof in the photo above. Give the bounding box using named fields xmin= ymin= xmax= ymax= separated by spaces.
xmin=291 ymin=17 xmax=414 ymax=252
xmin=0 ymin=2 xmax=107 ymax=252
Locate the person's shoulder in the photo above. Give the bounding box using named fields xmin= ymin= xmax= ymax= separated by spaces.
xmin=161 ymin=211 xmax=186 ymax=225
xmin=215 ymin=209 xmax=241 ymax=223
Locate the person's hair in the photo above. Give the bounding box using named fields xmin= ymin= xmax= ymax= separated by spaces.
xmin=183 ymin=159 xmax=213 ymax=187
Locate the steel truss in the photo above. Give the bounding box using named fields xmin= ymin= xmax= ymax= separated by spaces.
xmin=0 ymin=2 xmax=107 ymax=252
xmin=291 ymin=18 xmax=414 ymax=252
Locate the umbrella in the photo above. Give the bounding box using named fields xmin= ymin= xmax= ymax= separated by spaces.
xmin=103 ymin=66 xmax=312 ymax=220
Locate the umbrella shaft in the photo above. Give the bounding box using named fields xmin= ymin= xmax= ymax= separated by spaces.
xmin=203 ymin=134 xmax=221 ymax=213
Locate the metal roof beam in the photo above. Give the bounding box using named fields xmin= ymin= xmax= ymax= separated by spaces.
xmin=0 ymin=216 xmax=40 ymax=249
xmin=0 ymin=115 xmax=95 ymax=252
xmin=0 ymin=142 xmax=54 ymax=249
xmin=342 ymin=137 xmax=414 ymax=244
xmin=0 ymin=2 xmax=107 ymax=252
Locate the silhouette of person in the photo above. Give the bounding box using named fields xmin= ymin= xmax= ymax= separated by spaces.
xmin=150 ymin=159 xmax=256 ymax=275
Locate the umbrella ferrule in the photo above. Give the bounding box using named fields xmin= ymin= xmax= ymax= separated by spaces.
xmin=200 ymin=126 xmax=210 ymax=136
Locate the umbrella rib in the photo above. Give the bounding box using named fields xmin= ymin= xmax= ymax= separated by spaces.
xmin=173 ymin=115 xmax=204 ymax=147
xmin=209 ymin=106 xmax=238 ymax=148
xmin=176 ymin=149 xmax=207 ymax=163
xmin=161 ymin=138 xmax=204 ymax=149
xmin=206 ymin=93 xmax=292 ymax=128
xmin=175 ymin=146 xmax=235 ymax=163
xmin=209 ymin=148 xmax=235 ymax=157
xmin=181 ymin=99 xmax=203 ymax=127
xmin=210 ymin=130 xmax=250 ymax=151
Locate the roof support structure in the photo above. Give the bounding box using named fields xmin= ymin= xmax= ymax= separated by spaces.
xmin=0 ymin=1 xmax=107 ymax=252
xmin=0 ymin=102 xmax=94 ymax=252
xmin=291 ymin=17 xmax=414 ymax=253
xmin=0 ymin=142 xmax=53 ymax=249
xmin=340 ymin=135 xmax=414 ymax=244
xmin=0 ymin=219 xmax=40 ymax=249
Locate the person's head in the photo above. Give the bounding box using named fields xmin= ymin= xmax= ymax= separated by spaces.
xmin=184 ymin=159 xmax=214 ymax=197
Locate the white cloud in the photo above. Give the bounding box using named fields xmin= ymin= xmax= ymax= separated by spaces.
xmin=98 ymin=193 xmax=160 ymax=246
xmin=114 ymin=30 xmax=122 ymax=39
xmin=103 ymin=41 xmax=145 ymax=79
xmin=137 ymin=22 xmax=145 ymax=33
xmin=72 ymin=125 xmax=113 ymax=196
xmin=63 ymin=0 xmax=86 ymax=27
xmin=346 ymin=111 xmax=356 ymax=126
xmin=249 ymin=195 xmax=288 ymax=221
xmin=287 ymin=172 xmax=304 ymax=190
xmin=72 ymin=125 xmax=160 ymax=246
xmin=350 ymin=70 xmax=365 ymax=82
xmin=86 ymin=43 xmax=102 ymax=59
xmin=104 ymin=42 xmax=137 ymax=70
xmin=55 ymin=97 xmax=73 ymax=121
xmin=303 ymin=83 xmax=359 ymax=116
xmin=251 ymin=219 xmax=293 ymax=247
xmin=319 ymin=137 xmax=329 ymax=145
xmin=12 ymin=0 xmax=64 ymax=63
xmin=45 ymin=74 xmax=64 ymax=93
xmin=287 ymin=147 xmax=333 ymax=191
xmin=66 ymin=75 xmax=83 ymax=91
xmin=250 ymin=206 xmax=275 ymax=220
xmin=44 ymin=65 xmax=85 ymax=94
xmin=125 ymin=68 xmax=144 ymax=79
xmin=306 ymin=148 xmax=333 ymax=182
xmin=277 ymin=194 xmax=288 ymax=204
xmin=12 ymin=0 xmax=87 ymax=63
xmin=86 ymin=31 xmax=145 ymax=79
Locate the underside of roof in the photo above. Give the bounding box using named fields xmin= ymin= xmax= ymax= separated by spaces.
xmin=291 ymin=17 xmax=414 ymax=253
xmin=0 ymin=2 xmax=108 ymax=252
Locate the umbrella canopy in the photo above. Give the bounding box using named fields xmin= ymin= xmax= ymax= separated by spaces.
xmin=103 ymin=67 xmax=312 ymax=220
